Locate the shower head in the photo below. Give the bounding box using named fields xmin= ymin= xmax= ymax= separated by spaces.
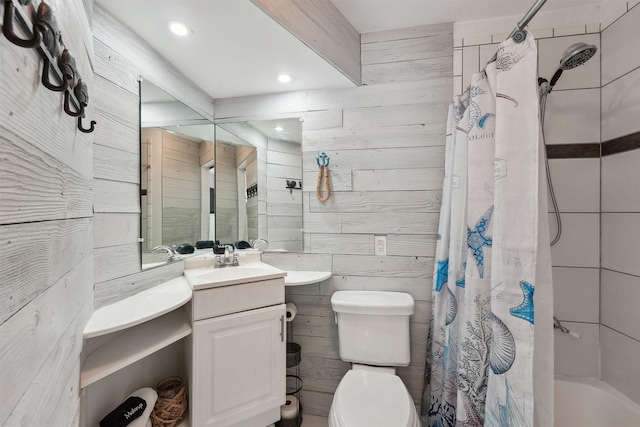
xmin=548 ymin=42 xmax=597 ymax=89
xmin=559 ymin=42 xmax=598 ymax=70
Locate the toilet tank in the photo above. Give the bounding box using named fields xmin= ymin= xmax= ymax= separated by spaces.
xmin=331 ymin=291 xmax=414 ymax=366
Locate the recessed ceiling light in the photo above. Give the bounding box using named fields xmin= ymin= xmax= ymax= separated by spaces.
xmin=168 ymin=20 xmax=191 ymax=37
xmin=277 ymin=74 xmax=292 ymax=84
xmin=274 ymin=126 xmax=284 ymax=132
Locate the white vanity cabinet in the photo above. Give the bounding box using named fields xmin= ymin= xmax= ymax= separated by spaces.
xmin=185 ymin=263 xmax=287 ymax=427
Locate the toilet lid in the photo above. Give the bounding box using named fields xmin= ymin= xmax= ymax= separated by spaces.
xmin=332 ymin=370 xmax=417 ymax=427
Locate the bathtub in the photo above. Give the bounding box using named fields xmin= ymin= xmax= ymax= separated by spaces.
xmin=555 ymin=376 xmax=640 ymax=427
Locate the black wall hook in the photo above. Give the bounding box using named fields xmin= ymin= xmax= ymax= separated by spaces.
xmin=3 ymin=0 xmax=96 ymax=134
xmin=3 ymin=0 xmax=41 ymax=48
xmin=64 ymin=78 xmax=89 ymax=117
xmin=77 ymin=116 xmax=95 ymax=133
xmin=41 ymin=58 xmax=70 ymax=91
xmin=64 ymin=88 xmax=83 ymax=117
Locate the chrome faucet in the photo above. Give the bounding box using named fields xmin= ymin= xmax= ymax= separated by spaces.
xmin=215 ymin=245 xmax=239 ymax=268
xmin=553 ymin=316 xmax=581 ymax=339
xmin=151 ymin=245 xmax=180 ymax=262
xmin=224 ymin=245 xmax=235 ymax=264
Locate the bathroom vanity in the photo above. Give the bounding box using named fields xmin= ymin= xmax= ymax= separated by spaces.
xmin=185 ymin=262 xmax=287 ymax=427
xmin=80 ymin=258 xmax=287 ymax=427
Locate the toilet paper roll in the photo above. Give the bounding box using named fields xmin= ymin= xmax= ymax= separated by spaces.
xmin=280 ymin=394 xmax=299 ymax=420
xmin=285 ymin=303 xmax=297 ymax=322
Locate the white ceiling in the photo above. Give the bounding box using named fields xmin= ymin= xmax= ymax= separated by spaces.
xmin=331 ymin=0 xmax=602 ymax=33
xmin=97 ymin=0 xmax=602 ymax=101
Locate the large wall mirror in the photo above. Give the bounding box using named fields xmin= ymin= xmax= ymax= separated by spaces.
xmin=140 ymin=80 xmax=303 ymax=269
xmin=140 ymin=80 xmax=215 ymax=268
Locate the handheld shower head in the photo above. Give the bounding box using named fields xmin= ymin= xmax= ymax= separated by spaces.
xmin=548 ymin=42 xmax=597 ymax=88
xmin=559 ymin=42 xmax=598 ymax=70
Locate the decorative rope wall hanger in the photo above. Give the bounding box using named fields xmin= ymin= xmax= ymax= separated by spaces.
xmin=3 ymin=0 xmax=96 ymax=133
xmin=315 ymin=152 xmax=331 ymax=203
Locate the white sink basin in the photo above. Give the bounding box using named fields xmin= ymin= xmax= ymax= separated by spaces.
xmin=185 ymin=262 xmax=286 ymax=290
xmin=284 ymin=271 xmax=332 ymax=286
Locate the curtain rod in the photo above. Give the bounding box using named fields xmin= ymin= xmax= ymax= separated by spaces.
xmin=486 ymin=0 xmax=548 ymax=65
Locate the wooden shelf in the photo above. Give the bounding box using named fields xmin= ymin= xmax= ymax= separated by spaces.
xmin=284 ymin=270 xmax=332 ymax=286
xmin=84 ymin=276 xmax=192 ymax=339
xmin=81 ymin=308 xmax=192 ymax=388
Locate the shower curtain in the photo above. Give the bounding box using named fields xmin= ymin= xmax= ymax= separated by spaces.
xmin=421 ymin=31 xmax=553 ymax=427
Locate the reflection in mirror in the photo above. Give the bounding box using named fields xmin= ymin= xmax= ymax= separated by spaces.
xmin=140 ymin=80 xmax=303 ymax=268
xmin=215 ymin=119 xmax=302 ymax=252
xmin=213 ymin=126 xmax=257 ymax=245
xmin=140 ymin=80 xmax=215 ymax=269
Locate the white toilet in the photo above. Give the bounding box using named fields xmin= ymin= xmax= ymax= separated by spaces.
xmin=329 ymin=290 xmax=420 ymax=427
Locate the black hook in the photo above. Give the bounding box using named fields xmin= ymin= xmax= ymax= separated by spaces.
xmin=63 ymin=89 xmax=83 ymax=116
xmin=3 ymin=0 xmax=41 ymax=48
xmin=41 ymin=57 xmax=70 ymax=91
xmin=70 ymin=79 xmax=95 ymax=132
xmin=64 ymin=78 xmax=89 ymax=117
xmin=77 ymin=116 xmax=96 ymax=133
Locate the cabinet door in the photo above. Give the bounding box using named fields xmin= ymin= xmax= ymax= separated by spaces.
xmin=192 ymin=304 xmax=286 ymax=427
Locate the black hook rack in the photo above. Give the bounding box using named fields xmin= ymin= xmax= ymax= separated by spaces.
xmin=2 ymin=0 xmax=96 ymax=133
xmin=286 ymin=179 xmax=302 ymax=194
xmin=246 ymin=183 xmax=258 ymax=199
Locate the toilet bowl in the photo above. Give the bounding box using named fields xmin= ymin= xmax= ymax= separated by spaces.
xmin=329 ymin=291 xmax=420 ymax=427
xmin=328 ymin=367 xmax=419 ymax=427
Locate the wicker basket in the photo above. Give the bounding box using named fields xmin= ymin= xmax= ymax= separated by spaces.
xmin=151 ymin=377 xmax=188 ymax=427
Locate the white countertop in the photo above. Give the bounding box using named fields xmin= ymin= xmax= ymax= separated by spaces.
xmin=284 ymin=270 xmax=332 ymax=286
xmin=83 ymin=276 xmax=192 ymax=339
xmin=184 ymin=262 xmax=286 ymax=290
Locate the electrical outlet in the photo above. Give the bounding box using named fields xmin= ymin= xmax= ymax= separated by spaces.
xmin=374 ymin=235 xmax=387 ymax=256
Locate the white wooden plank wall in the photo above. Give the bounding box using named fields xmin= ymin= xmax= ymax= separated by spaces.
xmin=233 ymin=23 xmax=453 ymax=415
xmin=92 ymin=5 xmax=214 ymax=306
xmin=239 ymin=147 xmax=259 ymax=240
xmin=0 ymin=0 xmax=94 ymax=424
xmin=215 ymin=141 xmax=239 ymax=244
xmin=162 ymin=132 xmax=201 ymax=247
xmin=217 ymin=122 xmax=270 ymax=241
xmin=267 ymin=139 xmax=303 ymax=251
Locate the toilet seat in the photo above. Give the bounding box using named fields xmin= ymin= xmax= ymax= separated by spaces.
xmin=329 ymin=369 xmax=419 ymax=427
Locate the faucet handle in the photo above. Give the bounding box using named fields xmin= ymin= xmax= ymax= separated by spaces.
xmin=250 ymin=239 xmax=268 ymax=250
xmin=151 ymin=245 xmax=180 ymax=262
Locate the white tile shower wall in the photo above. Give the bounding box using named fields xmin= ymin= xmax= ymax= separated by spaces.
xmin=553 ymin=267 xmax=599 ymax=323
xmin=601 ymin=150 xmax=640 ymax=212
xmin=600 ymin=325 xmax=640 ymax=404
xmin=601 ymin=5 xmax=640 ymax=140
xmin=547 ymin=158 xmax=600 ymax=213
xmin=555 ymin=321 xmax=600 ymax=377
xmin=453 ymin=20 xmax=602 ymax=378
xmin=600 ymin=2 xmax=640 ymax=405
xmin=543 ymin=88 xmax=601 ymax=145
xmin=601 ymin=270 xmax=640 ymax=342
xmin=601 ymin=63 xmax=640 ymax=141
xmin=601 ymin=213 xmax=640 ymax=277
